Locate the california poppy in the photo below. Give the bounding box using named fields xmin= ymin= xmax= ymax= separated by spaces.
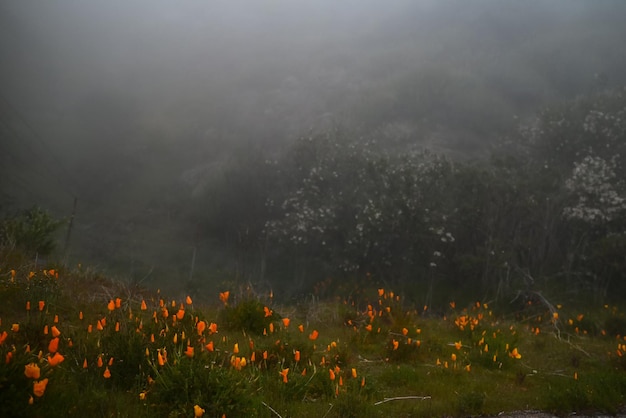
xmin=103 ymin=367 xmax=111 ymax=378
xmin=194 ymin=404 xmax=205 ymax=417
xmin=280 ymin=368 xmax=289 ymax=383
xmin=219 ymin=291 xmax=230 ymax=304
xmin=186 ymin=296 xmax=193 ymax=305
xmin=33 ymin=378 xmax=49 ymax=397
xmin=48 ymin=337 xmax=59 ymax=354
xmin=47 ymin=352 xmax=65 ymax=367
xmin=107 ymin=300 xmax=115 ymax=312
xmin=185 ymin=345 xmax=194 ymax=358
xmin=24 ymin=363 xmax=41 ymax=379
xmin=309 ymin=330 xmax=319 ymax=341
xmin=140 ymin=300 xmax=147 ymax=311
xmin=282 ymin=318 xmax=290 ymax=328
xmin=294 ymin=350 xmax=300 ymax=362
xmin=51 ymin=326 xmax=61 ymax=338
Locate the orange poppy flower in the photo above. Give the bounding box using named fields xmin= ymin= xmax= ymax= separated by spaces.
xmin=378 ymin=288 xmax=385 ymax=297
xmin=205 ymin=341 xmax=214 ymax=352
xmin=140 ymin=300 xmax=147 ymax=311
xmin=103 ymin=367 xmax=111 ymax=378
xmin=158 ymin=350 xmax=166 ymax=366
xmin=233 ymin=343 xmax=239 ymax=354
xmin=294 ymin=350 xmax=300 ymax=362
xmin=48 ymin=337 xmax=59 ymax=354
xmin=33 ymin=378 xmax=49 ymax=397
xmin=298 ymin=324 xmax=304 ymax=333
xmin=392 ymin=339 xmax=399 ymax=350
xmin=38 ymin=301 xmax=45 ymax=311
xmin=194 ymin=404 xmax=205 ymax=417
xmin=208 ymin=322 xmax=218 ymax=334
xmin=329 ymin=369 xmax=336 ymax=381
xmin=351 ymin=368 xmax=357 ymax=378
xmin=197 ymin=321 xmax=206 ymax=335
xmin=185 ymin=345 xmax=194 ymax=358
xmin=107 ymin=300 xmax=115 ymax=311
xmin=24 ymin=363 xmax=41 ymax=379
xmin=26 ymin=301 xmax=31 ymax=311
xmin=280 ymin=368 xmax=289 ymax=383
xmin=264 ymin=306 xmax=272 ymax=317
xmin=176 ymin=308 xmax=185 ymax=320
xmin=219 ymin=291 xmax=230 ymax=304
xmin=309 ymin=330 xmax=319 ymax=341
xmin=83 ymin=358 xmax=88 ymax=369
xmin=47 ymin=352 xmax=65 ymax=367
xmin=186 ymin=296 xmax=193 ymax=305
xmin=282 ymin=318 xmax=290 ymax=328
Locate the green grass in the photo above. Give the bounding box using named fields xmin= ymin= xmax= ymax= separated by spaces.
xmin=1 ymin=266 xmax=625 ymax=417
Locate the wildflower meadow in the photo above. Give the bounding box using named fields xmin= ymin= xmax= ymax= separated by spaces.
xmin=1 ymin=266 xmax=626 ymax=417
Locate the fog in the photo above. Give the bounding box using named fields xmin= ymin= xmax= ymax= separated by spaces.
xmin=2 ymin=0 xmax=626 ymax=296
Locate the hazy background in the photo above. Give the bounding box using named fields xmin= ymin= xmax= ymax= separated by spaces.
xmin=2 ymin=0 xmax=626 ymax=295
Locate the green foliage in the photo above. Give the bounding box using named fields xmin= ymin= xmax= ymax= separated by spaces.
xmin=220 ymin=298 xmax=274 ymax=335
xmin=0 ymin=207 xmax=64 ymax=264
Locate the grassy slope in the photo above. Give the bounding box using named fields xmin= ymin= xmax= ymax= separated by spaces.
xmin=1 ymin=264 xmax=625 ymax=417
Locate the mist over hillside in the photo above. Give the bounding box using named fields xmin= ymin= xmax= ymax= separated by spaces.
xmin=2 ymin=0 xmax=626 ymax=298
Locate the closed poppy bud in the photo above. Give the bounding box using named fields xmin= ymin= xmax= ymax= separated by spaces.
xmin=97 ymin=355 xmax=103 ymax=368
xmin=186 ymin=296 xmax=193 ymax=305
xmin=48 ymin=337 xmax=59 ymax=353
xmin=309 ymin=330 xmax=319 ymax=340
xmin=29 ymin=396 xmax=34 ymax=405
xmin=294 ymin=350 xmax=300 ymax=362
xmin=158 ymin=351 xmax=165 ymax=366
xmin=115 ymin=298 xmax=122 ymax=309
xmin=33 ymin=378 xmax=49 ymax=397
xmin=83 ymin=358 xmax=88 ymax=369
xmin=392 ymin=339 xmax=399 ymax=350
xmin=79 ymin=311 xmax=83 ymax=320
xmin=205 ymin=341 xmax=214 ymax=352
xmin=298 ymin=324 xmax=304 ymax=333
xmin=51 ymin=326 xmax=61 ymax=338
xmin=24 ymin=363 xmax=41 ymax=379
xmin=351 ymin=368 xmax=357 ymax=379
xmin=140 ymin=300 xmax=147 ymax=310
xmin=176 ymin=308 xmax=185 ymax=320
xmin=108 ymin=357 xmax=114 ymax=366
xmin=233 ymin=343 xmax=239 ymax=354
xmin=53 ymin=314 xmax=59 ymax=323
xmin=38 ymin=301 xmax=45 ymax=311
xmin=107 ymin=300 xmax=115 ymax=311
xmin=269 ymin=323 xmax=274 ymax=333
xmin=197 ymin=321 xmax=206 ymax=335
xmin=26 ymin=301 xmax=31 ymax=311
xmin=282 ymin=318 xmax=290 ymax=327
xmin=103 ymin=367 xmax=111 ymax=378
xmin=329 ymin=369 xmax=336 ymax=381
xmin=96 ymin=320 xmax=104 ymax=331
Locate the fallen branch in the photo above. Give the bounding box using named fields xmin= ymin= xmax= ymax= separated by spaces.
xmin=374 ymin=395 xmax=431 ymax=405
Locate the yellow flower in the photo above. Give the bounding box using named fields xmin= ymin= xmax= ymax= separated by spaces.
xmin=194 ymin=404 xmax=205 ymax=417
xmin=24 ymin=363 xmax=41 ymax=379
xmin=33 ymin=378 xmax=49 ymax=397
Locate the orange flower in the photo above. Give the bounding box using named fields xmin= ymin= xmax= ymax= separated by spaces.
xmin=208 ymin=322 xmax=218 ymax=334
xmin=140 ymin=300 xmax=147 ymax=310
xmin=186 ymin=296 xmax=193 ymax=305
xmin=298 ymin=324 xmax=304 ymax=333
xmin=194 ymin=405 xmax=205 ymax=417
xmin=263 ymin=350 xmax=268 ymax=360
xmin=365 ymin=324 xmax=372 ymax=332
xmin=157 ymin=350 xmax=166 ymax=366
xmin=378 ymin=288 xmax=384 ymax=297
xmin=233 ymin=343 xmax=239 ymax=354
xmin=219 ymin=291 xmax=230 ymax=305
xmin=351 ymin=368 xmax=357 ymax=378
xmin=197 ymin=321 xmax=206 ymax=335
xmin=402 ymin=327 xmax=408 ymax=336
xmin=264 ymin=306 xmax=272 ymax=317
xmin=107 ymin=300 xmax=115 ymax=311
xmin=38 ymin=301 xmax=45 ymax=311
xmin=451 ymin=353 xmax=457 ymax=362
xmin=24 ymin=363 xmax=41 ymax=379
xmin=83 ymin=358 xmax=88 ymax=369
xmin=11 ymin=323 xmax=19 ymax=332
xmin=79 ymin=311 xmax=84 ymax=320
xmin=176 ymin=308 xmax=185 ymax=320
xmin=294 ymin=350 xmax=301 ymax=362
xmin=282 ymin=317 xmax=290 ymax=328
xmin=48 ymin=337 xmax=59 ymax=354
xmin=509 ymin=348 xmax=522 ymax=359
xmin=96 ymin=320 xmax=104 ymax=331
xmin=115 ymin=298 xmax=122 ymax=309
xmin=392 ymin=339 xmax=399 ymax=350
xmin=280 ymin=368 xmax=289 ymax=383
xmin=309 ymin=330 xmax=319 ymax=341
xmin=103 ymin=367 xmax=111 ymax=378
xmin=33 ymin=378 xmax=49 ymax=397
xmin=97 ymin=355 xmax=104 ymax=368
xmin=26 ymin=301 xmax=31 ymax=311
xmin=185 ymin=345 xmax=194 ymax=358
xmin=329 ymin=369 xmax=336 ymax=381
xmin=51 ymin=326 xmax=61 ymax=338
xmin=205 ymin=341 xmax=214 ymax=352
xmin=47 ymin=352 xmax=65 ymax=367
